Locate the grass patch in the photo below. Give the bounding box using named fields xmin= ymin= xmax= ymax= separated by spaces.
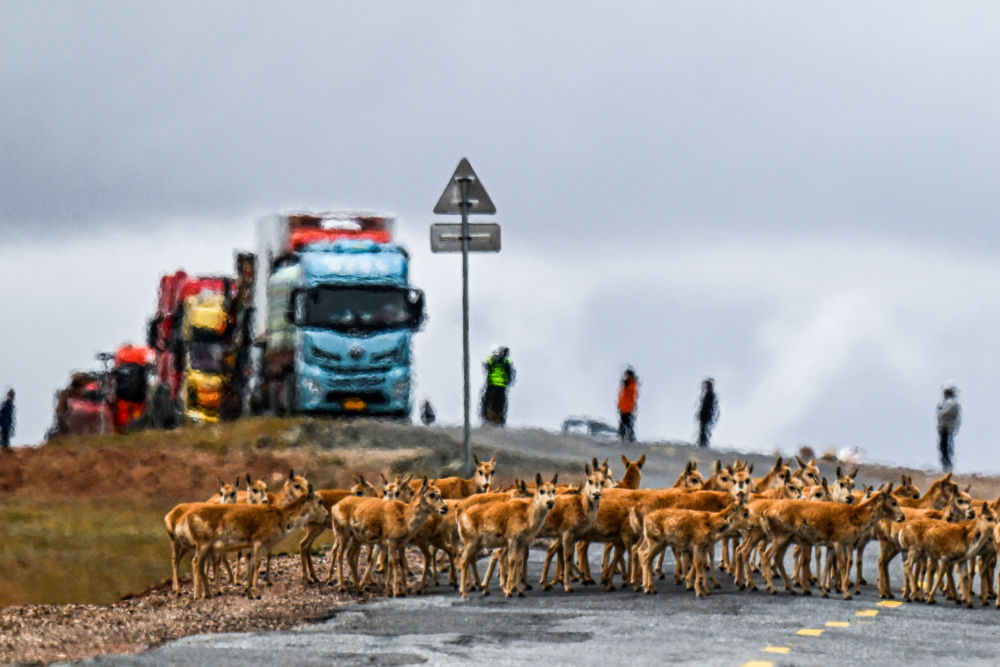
xmin=0 ymin=499 xmax=170 ymax=606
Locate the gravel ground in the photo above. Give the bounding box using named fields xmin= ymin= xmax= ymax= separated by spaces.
xmin=1 ymin=552 xmax=369 ymax=665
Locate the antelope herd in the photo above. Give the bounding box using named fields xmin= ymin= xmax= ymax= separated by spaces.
xmin=164 ymin=452 xmax=1000 ymax=610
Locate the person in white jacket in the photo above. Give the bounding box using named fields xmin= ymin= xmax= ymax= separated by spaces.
xmin=936 ymin=384 xmax=961 ymax=472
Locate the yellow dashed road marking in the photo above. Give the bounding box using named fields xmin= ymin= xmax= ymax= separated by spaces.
xmin=763 ymin=646 xmax=790 ymax=654
xmin=825 ymin=621 xmax=850 ymax=627
xmin=877 ymin=600 xmax=903 ymax=608
xmin=796 ymin=628 xmax=824 ymax=636
xmin=740 ymin=661 xmax=774 ymax=667
xmin=856 ymin=609 xmax=879 ymax=617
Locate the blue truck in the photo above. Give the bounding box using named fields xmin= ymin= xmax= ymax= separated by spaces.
xmin=254 ymin=212 xmax=425 ymax=417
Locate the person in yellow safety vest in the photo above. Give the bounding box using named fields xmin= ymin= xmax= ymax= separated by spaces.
xmin=481 ymin=347 xmax=515 ymax=426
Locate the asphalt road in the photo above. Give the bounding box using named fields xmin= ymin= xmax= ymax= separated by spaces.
xmin=75 ymin=428 xmax=1000 ymax=667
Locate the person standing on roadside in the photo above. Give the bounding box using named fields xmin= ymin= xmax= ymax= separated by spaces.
xmin=482 ymin=347 xmax=515 ymax=425
xmin=420 ymin=399 xmax=436 ymax=426
xmin=617 ymin=367 xmax=639 ymax=442
xmin=697 ymin=378 xmax=719 ymax=448
xmin=936 ymin=384 xmax=961 ymax=472
xmin=1 ymin=389 xmax=15 ymax=450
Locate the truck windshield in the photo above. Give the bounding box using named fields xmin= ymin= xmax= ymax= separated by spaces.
xmin=302 ymin=287 xmax=412 ymax=331
xmin=189 ymin=341 xmax=224 ymax=374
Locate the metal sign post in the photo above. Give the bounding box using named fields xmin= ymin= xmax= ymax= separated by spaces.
xmin=432 ymin=158 xmax=498 ymax=477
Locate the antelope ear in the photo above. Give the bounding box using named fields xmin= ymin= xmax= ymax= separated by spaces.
xmin=246 ymin=473 xmax=253 ymax=485
xmin=592 ymin=457 xmax=599 ymax=469
xmin=747 ymin=463 xmax=754 ymax=475
xmin=420 ymin=476 xmax=429 ymax=492
xmin=288 ymin=469 xmax=295 ymax=481
xmin=836 ymin=466 xmax=842 ymax=478
xmin=473 ymin=454 xmax=481 ymax=465
xmin=536 ymin=472 xmax=543 ymax=486
xmin=380 ymin=473 xmax=389 ymax=484
xmin=235 ymin=477 xmax=240 ymax=489
xmin=773 ymin=456 xmax=783 ymax=470
xmin=714 ymin=460 xmax=722 ymax=474
xmin=849 ymin=469 xmax=858 ymax=480
xmin=601 ymin=457 xmax=609 ymax=469
xmin=585 ymin=463 xmax=592 ymax=475
xmin=965 ymin=484 xmax=972 ymax=493
xmin=885 ymin=483 xmax=894 ymax=494
xmin=551 ymin=473 xmax=559 ymax=485
xmin=690 ymin=461 xmax=697 ymax=471
xmin=944 ymin=472 xmax=952 ymax=481
xmin=621 ymin=454 xmax=629 ymax=467
xmin=822 ymin=478 xmax=829 ymax=490
xmin=637 ymin=454 xmax=646 ymax=468
xmin=519 ymin=479 xmax=528 ymax=493
xmin=218 ymin=477 xmax=225 ymax=488
xmin=796 ymin=455 xmax=805 ymax=468
xmin=489 ymin=456 xmax=496 ymax=465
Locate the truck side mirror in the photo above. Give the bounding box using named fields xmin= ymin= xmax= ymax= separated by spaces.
xmin=286 ymin=290 xmax=305 ymax=325
xmin=407 ymin=289 xmax=425 ymax=328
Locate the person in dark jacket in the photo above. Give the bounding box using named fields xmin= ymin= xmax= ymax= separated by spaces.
xmin=1 ymin=389 xmax=15 ymax=450
xmin=696 ymin=378 xmax=718 ymax=448
xmin=420 ymin=399 xmax=436 ymax=426
xmin=936 ymin=384 xmax=961 ymax=472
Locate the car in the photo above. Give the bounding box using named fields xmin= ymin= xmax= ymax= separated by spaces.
xmin=561 ymin=416 xmax=618 ymax=441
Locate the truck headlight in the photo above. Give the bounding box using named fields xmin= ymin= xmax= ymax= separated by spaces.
xmin=302 ymin=378 xmax=323 ymax=400
xmin=392 ymin=380 xmax=408 ymax=399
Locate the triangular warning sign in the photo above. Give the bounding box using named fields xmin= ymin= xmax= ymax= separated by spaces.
xmin=433 ymin=158 xmax=496 ymax=214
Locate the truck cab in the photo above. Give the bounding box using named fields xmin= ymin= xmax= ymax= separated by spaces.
xmin=257 ymin=213 xmax=424 ymax=417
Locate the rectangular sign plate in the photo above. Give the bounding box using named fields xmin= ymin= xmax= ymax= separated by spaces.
xmin=430 ymin=223 xmax=501 ymax=253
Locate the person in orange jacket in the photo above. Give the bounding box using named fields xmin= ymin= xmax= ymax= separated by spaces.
xmin=617 ymin=367 xmax=639 ymax=442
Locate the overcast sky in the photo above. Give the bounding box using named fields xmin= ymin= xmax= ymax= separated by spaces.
xmin=2 ymin=1 xmax=999 ymax=472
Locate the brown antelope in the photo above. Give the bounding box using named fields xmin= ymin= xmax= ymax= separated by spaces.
xmin=330 ymin=478 xmax=447 ymax=596
xmin=296 ymin=475 xmax=379 ymax=584
xmin=633 ymin=497 xmax=752 ymax=596
xmin=537 ymin=466 xmax=604 ymax=592
xmin=584 ymin=487 xmax=732 ymax=589
xmin=899 ymin=502 xmax=997 ymax=607
xmin=180 ymin=484 xmax=330 ymax=599
xmin=792 ymin=457 xmax=822 ymax=488
xmin=164 ymin=478 xmax=240 ymax=595
xmin=574 ymin=454 xmax=645 ymax=585
xmin=831 ymin=467 xmax=857 ymax=504
xmin=875 ymin=493 xmax=974 ymax=600
xmin=976 ymin=496 xmax=1000 ymax=605
xmin=457 ymin=473 xmax=557 ymax=598
xmin=898 ymin=473 xmax=958 ymax=510
xmin=672 ymin=461 xmax=704 ymax=489
xmin=757 ymin=486 xmax=904 ymax=599
xmin=409 ymin=455 xmax=496 ymax=499
xmin=618 ymin=454 xmax=646 ymax=490
xmin=893 ymin=475 xmax=921 ymax=501
xmin=752 ymin=457 xmax=790 ymax=493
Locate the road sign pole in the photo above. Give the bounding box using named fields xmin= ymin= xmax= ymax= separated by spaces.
xmin=460 ymin=177 xmax=472 ymax=478
xmin=431 ymin=158 xmax=497 ymax=479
